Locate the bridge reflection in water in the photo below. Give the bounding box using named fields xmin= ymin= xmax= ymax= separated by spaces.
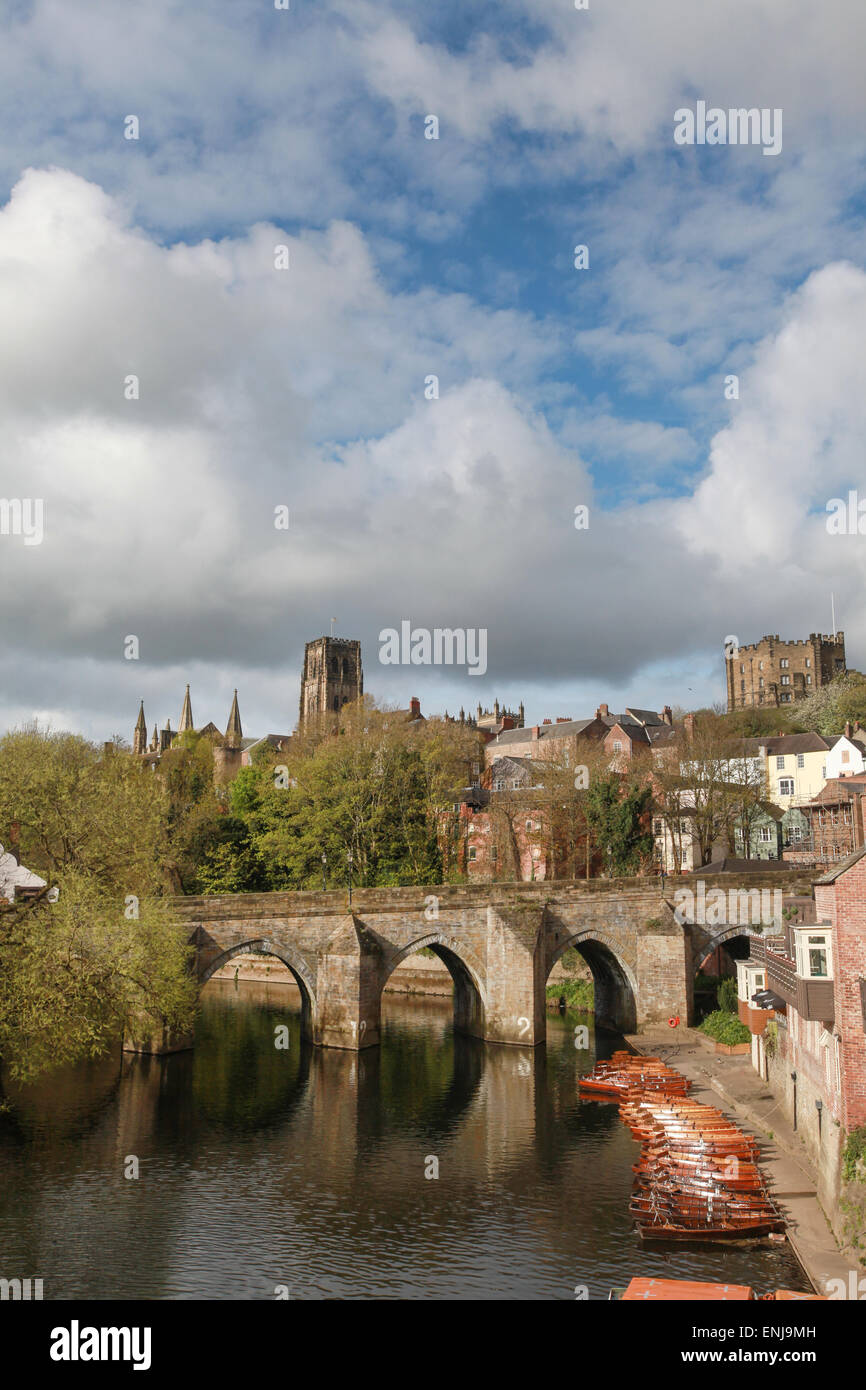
xmin=0 ymin=984 xmax=810 ymax=1299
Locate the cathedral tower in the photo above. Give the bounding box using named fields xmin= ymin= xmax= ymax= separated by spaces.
xmin=298 ymin=636 xmax=363 ymax=729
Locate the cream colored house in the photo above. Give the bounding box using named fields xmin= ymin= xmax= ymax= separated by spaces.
xmin=742 ymin=733 xmax=831 ymax=810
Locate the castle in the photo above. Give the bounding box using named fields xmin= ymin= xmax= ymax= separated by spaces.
xmin=726 ymin=632 xmax=847 ymax=711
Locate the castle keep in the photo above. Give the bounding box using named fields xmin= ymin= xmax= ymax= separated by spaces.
xmin=726 ymin=632 xmax=846 ymax=712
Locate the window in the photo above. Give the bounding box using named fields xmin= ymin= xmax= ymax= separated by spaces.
xmin=776 ymin=755 xmax=785 ymax=769
xmin=525 ymin=820 xmax=533 ymax=831
xmin=793 ymin=928 xmax=833 ymax=980
xmin=468 ymin=847 xmax=476 ymax=861
xmin=780 ymin=658 xmax=789 ymax=668
xmin=805 ymin=658 xmax=811 ymax=668
xmin=740 ymin=664 xmax=745 ymax=674
xmin=759 ymin=826 xmax=773 ymax=842
xmin=612 ymin=740 xmax=622 ymax=754
xmin=807 ymin=675 xmax=812 ymax=685
xmin=759 ymin=661 xmax=764 ymax=670
xmin=652 ymin=819 xmax=662 ymax=834
xmin=740 ymin=681 xmax=745 ymax=692
xmin=788 ymin=824 xmax=804 ymax=842
xmin=493 ymin=779 xmax=504 ymax=791
xmin=759 ymin=677 xmax=764 ymax=688
xmin=779 ymin=778 xmax=794 ymax=796
xmin=491 ymin=847 xmax=498 ymax=863
xmin=797 ymin=753 xmax=805 ymax=768
xmin=511 ymin=779 xmax=521 ymax=790
xmin=781 ymin=675 xmax=790 ymax=685
xmin=781 ymin=693 xmax=791 ymax=702
xmin=681 ymin=847 xmax=689 ymax=865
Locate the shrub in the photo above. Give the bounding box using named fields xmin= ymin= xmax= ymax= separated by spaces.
xmin=717 ymin=977 xmax=739 ymax=1014
xmin=843 ymin=1127 xmax=866 ymax=1184
xmin=699 ymin=1010 xmax=751 ymax=1046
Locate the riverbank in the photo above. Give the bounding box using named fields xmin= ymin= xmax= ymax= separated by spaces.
xmin=625 ymin=1026 xmax=856 ymax=1297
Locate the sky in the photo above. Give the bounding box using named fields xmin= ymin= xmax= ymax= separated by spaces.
xmin=1 ymin=0 xmax=865 ymax=742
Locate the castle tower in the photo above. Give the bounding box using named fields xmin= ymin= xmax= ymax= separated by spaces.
xmin=179 ymin=684 xmax=194 ymax=734
xmin=298 ymin=636 xmax=363 ymax=729
xmin=133 ymin=701 xmax=147 ymax=755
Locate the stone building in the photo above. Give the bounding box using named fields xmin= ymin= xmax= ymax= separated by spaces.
xmin=131 ymin=687 xmax=255 ymax=782
xmin=726 ymin=631 xmax=847 ymax=711
xmin=298 ymin=636 xmax=363 ymax=728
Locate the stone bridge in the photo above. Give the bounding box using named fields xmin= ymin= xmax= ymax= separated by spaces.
xmin=173 ymin=869 xmax=815 ymax=1050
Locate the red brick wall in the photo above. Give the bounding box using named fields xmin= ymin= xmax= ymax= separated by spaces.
xmin=816 ymin=866 xmax=866 ymax=1129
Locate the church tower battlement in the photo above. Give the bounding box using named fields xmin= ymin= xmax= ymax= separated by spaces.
xmin=298 ymin=636 xmax=363 ymax=729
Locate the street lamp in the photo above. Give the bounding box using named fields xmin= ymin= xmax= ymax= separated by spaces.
xmin=321 ymin=852 xmax=327 ymax=892
xmin=791 ymin=1071 xmax=798 ymax=1131
xmin=347 ymin=850 xmax=353 ymax=907
xmin=815 ymin=1097 xmax=823 ymax=1140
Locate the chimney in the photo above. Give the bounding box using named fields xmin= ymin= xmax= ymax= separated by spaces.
xmin=662 ymin=705 xmax=673 ymax=726
xmin=542 ymin=718 xmax=552 ymax=725
xmin=556 ymin=717 xmax=572 ymax=723
xmin=501 ymin=715 xmax=515 ymax=730
xmin=409 ymin=697 xmax=421 ymax=718
xmin=845 ymin=720 xmax=853 ymax=740
xmin=596 ymin=703 xmax=609 ymax=719
xmin=531 ymin=725 xmax=541 ymax=741
xmin=8 ymin=820 xmax=20 ymax=865
xmin=684 ymin=713 xmax=695 ymax=741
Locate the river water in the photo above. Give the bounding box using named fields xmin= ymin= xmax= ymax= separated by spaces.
xmin=0 ymin=983 xmax=809 ymax=1300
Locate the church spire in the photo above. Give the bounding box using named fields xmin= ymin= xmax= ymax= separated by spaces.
xmin=179 ymin=684 xmax=194 ymax=733
xmin=225 ymin=689 xmax=242 ymax=750
xmin=133 ymin=700 xmax=147 ymax=755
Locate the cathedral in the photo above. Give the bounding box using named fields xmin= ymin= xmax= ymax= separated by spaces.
xmin=132 ymin=685 xmax=250 ymax=782
xmin=131 ymin=633 xmax=365 ymax=782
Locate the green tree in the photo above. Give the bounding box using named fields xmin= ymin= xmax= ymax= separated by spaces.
xmin=0 ymin=725 xmax=196 ymax=1085
xmin=584 ymin=773 xmax=654 ymax=876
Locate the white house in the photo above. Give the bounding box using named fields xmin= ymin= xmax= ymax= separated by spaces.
xmin=0 ymin=844 xmax=48 ymax=903
xmin=823 ymin=728 xmax=866 ymax=781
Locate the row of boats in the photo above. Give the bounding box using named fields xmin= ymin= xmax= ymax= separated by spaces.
xmin=579 ymin=1051 xmax=786 ymax=1242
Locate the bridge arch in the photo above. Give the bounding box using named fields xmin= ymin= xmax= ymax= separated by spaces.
xmin=199 ymin=937 xmax=318 ymax=1041
xmin=547 ymin=930 xmax=638 ymax=1033
xmin=382 ymin=933 xmax=486 ymax=1039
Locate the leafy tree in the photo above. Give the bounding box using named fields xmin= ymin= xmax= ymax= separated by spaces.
xmin=0 ymin=726 xmax=196 ymax=1085
xmin=796 ymin=674 xmax=866 ymax=737
xmin=584 ymin=772 xmax=654 ymax=876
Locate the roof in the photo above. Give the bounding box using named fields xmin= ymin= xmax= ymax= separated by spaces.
xmin=624 ymin=708 xmax=666 ymax=727
xmin=0 ymin=847 xmax=47 ymax=902
xmin=700 ymin=856 xmax=792 ymax=873
xmin=491 ymin=719 xmax=598 ymax=746
xmin=815 ymin=845 xmax=866 ymax=883
xmin=741 ymin=733 xmax=831 ymax=756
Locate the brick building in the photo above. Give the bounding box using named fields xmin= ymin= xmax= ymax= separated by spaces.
xmin=726 ymin=631 xmax=847 ymax=711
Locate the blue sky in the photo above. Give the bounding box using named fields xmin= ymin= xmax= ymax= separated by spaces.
xmin=1 ymin=0 xmax=865 ymax=740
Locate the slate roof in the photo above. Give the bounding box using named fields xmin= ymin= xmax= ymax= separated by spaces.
xmin=741 ymin=733 xmax=831 ymax=756
xmin=815 ymin=845 xmax=866 ymax=883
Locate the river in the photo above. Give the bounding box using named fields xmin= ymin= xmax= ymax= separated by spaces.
xmin=0 ymin=983 xmax=809 ymax=1299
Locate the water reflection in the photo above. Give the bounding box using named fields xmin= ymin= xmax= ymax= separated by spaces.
xmin=0 ymin=982 xmax=809 ymax=1299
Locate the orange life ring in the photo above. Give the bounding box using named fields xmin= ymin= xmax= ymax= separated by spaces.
xmin=668 ymin=1015 xmax=680 ymax=1028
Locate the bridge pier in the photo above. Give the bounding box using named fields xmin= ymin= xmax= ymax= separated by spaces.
xmin=483 ymin=904 xmax=547 ymax=1046
xmin=313 ymin=916 xmax=382 ymax=1050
